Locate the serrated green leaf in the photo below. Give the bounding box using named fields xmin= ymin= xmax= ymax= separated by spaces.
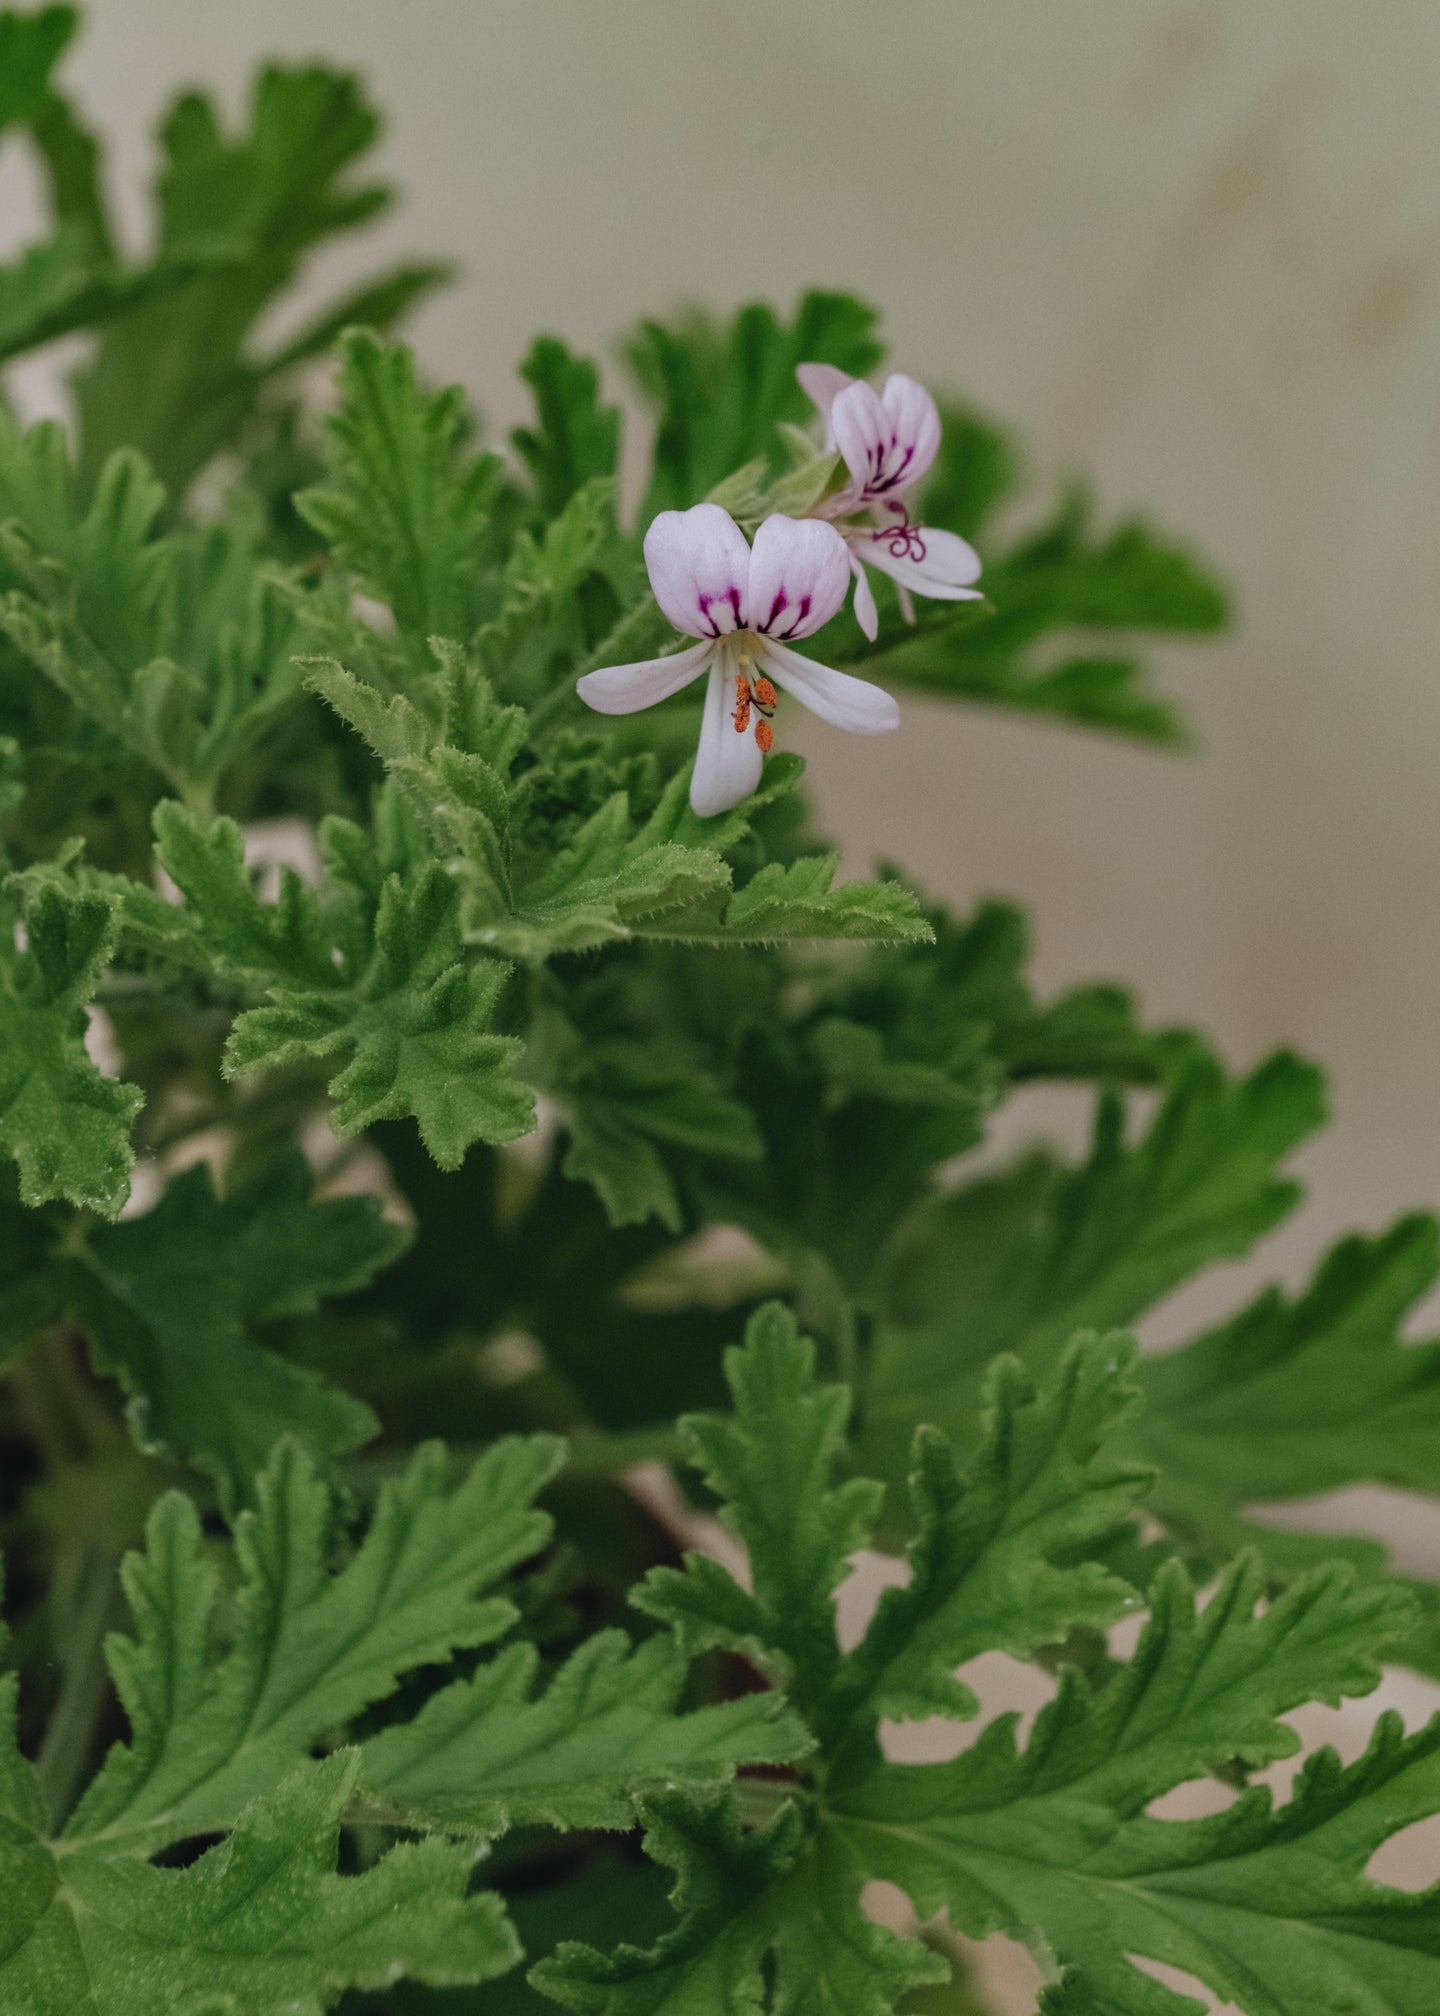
xmin=839 ymin=1704 xmax=1440 ymax=2016
xmin=627 ymin=292 xmax=884 ymax=521
xmin=297 ymin=328 xmax=499 ymax=645
xmin=226 ymin=869 xmax=534 ymax=1163
xmin=1141 ymin=1214 xmax=1440 ymax=1511
xmin=637 ymin=1304 xmax=883 ymax=1723
xmin=535 ymin=1792 xmax=946 ymax=2016
xmin=361 ymin=1630 xmax=809 ymax=1834
xmin=73 ymin=66 xmax=442 ymax=494
xmin=0 ymin=879 xmax=140 ymax=1214
xmin=149 ymin=803 xmax=536 ymax=1165
xmin=1 ymin=1753 xmax=517 ymax=2014
xmin=0 ymin=410 xmax=310 ymax=795
xmin=836 ymin=1337 xmax=1150 ymax=1728
xmin=544 ymin=1017 xmax=763 ymax=1232
xmin=863 ymin=1051 xmax=1326 ymax=1484
xmin=0 ymin=7 xmax=76 ymax=135
xmin=650 ymin=853 xmax=934 ymax=948
xmin=512 ymin=335 xmax=622 ymax=517
xmin=0 ymin=1149 xmax=401 ymax=1498
xmin=1132 ymin=1215 xmax=1440 ymax=1663
xmin=66 ymin=1433 xmax=562 ymax=1857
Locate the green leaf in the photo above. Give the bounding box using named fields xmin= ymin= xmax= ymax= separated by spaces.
xmin=360 ymin=1629 xmax=809 ymax=1834
xmin=296 ymin=329 xmax=500 ymax=645
xmin=1142 ymin=1215 xmax=1440 ymax=1510
xmin=513 ymin=335 xmax=622 ymax=516
xmin=650 ymin=853 xmax=935 ymax=948
xmin=637 ymin=1305 xmax=883 ymax=1723
xmin=0 ymin=7 xmax=77 ymax=135
xmin=535 ymin=1792 xmax=946 ymax=2016
xmin=628 ymin=291 xmax=884 ymax=520
xmin=498 ymin=779 xmax=732 ymax=961
xmin=863 ymin=1051 xmax=1326 ymax=1482
xmin=73 ymin=66 xmax=442 ymax=493
xmin=149 ymin=802 xmax=537 ymax=1166
xmin=836 ymin=1337 xmax=1150 ymax=1728
xmin=838 ymin=1701 xmax=1440 ymax=2016
xmin=1132 ymin=1215 xmax=1440 ymax=1651
xmin=0 ymin=1150 xmax=402 ymax=1499
xmin=0 ymin=1752 xmax=518 ymax=2014
xmin=226 ymin=868 xmax=534 ymax=1164
xmin=66 ymin=1433 xmax=562 ymax=1857
xmin=0 ymin=410 xmax=310 ymax=796
xmin=543 ymin=1016 xmax=763 ymax=1232
xmin=0 ymin=879 xmax=140 ymax=1214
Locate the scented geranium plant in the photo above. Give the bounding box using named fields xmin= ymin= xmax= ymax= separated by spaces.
xmin=3 ymin=10 xmax=1440 ymax=2013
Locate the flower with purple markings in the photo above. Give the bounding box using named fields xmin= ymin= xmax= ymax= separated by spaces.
xmin=577 ymin=502 xmax=899 ymax=817
xmin=797 ymin=362 xmax=983 ymax=640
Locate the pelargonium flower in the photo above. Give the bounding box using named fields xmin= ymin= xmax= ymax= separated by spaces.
xmin=577 ymin=502 xmax=899 ymax=817
xmin=797 ymin=362 xmax=983 ymax=640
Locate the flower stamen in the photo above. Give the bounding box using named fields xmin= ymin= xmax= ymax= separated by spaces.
xmin=732 ymin=674 xmax=753 ymax=733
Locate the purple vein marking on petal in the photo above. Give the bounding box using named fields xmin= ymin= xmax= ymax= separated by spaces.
xmin=696 ymin=587 xmax=743 ymax=638
xmin=760 ymin=589 xmax=814 ymax=640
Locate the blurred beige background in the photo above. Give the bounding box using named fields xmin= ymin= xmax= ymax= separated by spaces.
xmin=5 ymin=7 xmax=1440 ymax=2000
xmin=8 ymin=0 xmax=1431 ymax=1284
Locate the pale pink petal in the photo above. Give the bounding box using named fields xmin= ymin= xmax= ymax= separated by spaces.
xmin=644 ymin=502 xmax=753 ymax=638
xmin=849 ymin=554 xmax=879 ymax=642
xmin=796 ymin=362 xmax=855 ymax=445
xmin=690 ymin=659 xmax=764 ymax=817
xmin=880 ymin=374 xmax=941 ymax=489
xmin=832 ymin=375 xmax=941 ymax=505
xmin=577 ymin=637 xmax=714 ymax=714
xmin=758 ymin=637 xmax=900 ymax=735
xmin=864 ymin=524 xmax=984 ymax=602
xmin=830 ymin=380 xmax=893 ymax=501
xmin=746 ymin=514 xmax=850 ymax=641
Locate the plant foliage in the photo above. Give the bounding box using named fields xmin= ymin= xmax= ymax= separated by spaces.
xmin=0 ymin=11 xmax=1433 ymax=2012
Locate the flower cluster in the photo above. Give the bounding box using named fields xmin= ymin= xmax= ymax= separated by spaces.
xmin=577 ymin=365 xmax=981 ymax=815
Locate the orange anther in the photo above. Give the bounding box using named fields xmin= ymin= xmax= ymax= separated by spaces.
xmin=732 ymin=672 xmax=753 ymax=732
xmin=753 ymin=676 xmax=777 ymax=711
xmin=755 ymin=719 xmax=774 ymax=753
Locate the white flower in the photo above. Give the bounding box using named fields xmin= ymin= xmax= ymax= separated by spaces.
xmin=576 ymin=502 xmax=900 ymax=817
xmin=797 ymin=362 xmax=983 ymax=641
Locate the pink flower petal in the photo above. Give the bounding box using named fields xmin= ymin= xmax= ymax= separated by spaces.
xmin=758 ymin=637 xmax=900 ymax=735
xmin=746 ymin=514 xmax=850 ymax=641
xmin=864 ymin=524 xmax=983 ymax=601
xmin=576 ymin=637 xmax=714 ymax=714
xmin=831 ymin=375 xmax=941 ymax=506
xmin=644 ymin=502 xmax=753 ymax=638
xmin=690 ymin=659 xmax=765 ymax=816
xmin=849 ymin=553 xmax=879 ymax=642
xmin=796 ymin=362 xmax=855 ymax=446
xmin=880 ymin=374 xmax=941 ymax=490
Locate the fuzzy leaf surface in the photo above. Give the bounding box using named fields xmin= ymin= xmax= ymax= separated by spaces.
xmin=360 ymin=1631 xmax=809 ymax=1834
xmin=864 ymin=1051 xmax=1325 ymax=1480
xmin=0 ymin=879 xmax=140 ymax=1214
xmin=0 ymin=1754 xmax=516 ymax=2015
xmin=636 ymin=1304 xmax=884 ymax=1722
xmin=535 ymin=1793 xmax=945 ymax=2016
xmin=65 ymin=1434 xmax=561 ymax=1858
xmin=836 ymin=1337 xmax=1151 ymax=1727
xmin=296 ymin=328 xmax=499 ymax=645
xmin=0 ymin=1150 xmax=402 ymax=1498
